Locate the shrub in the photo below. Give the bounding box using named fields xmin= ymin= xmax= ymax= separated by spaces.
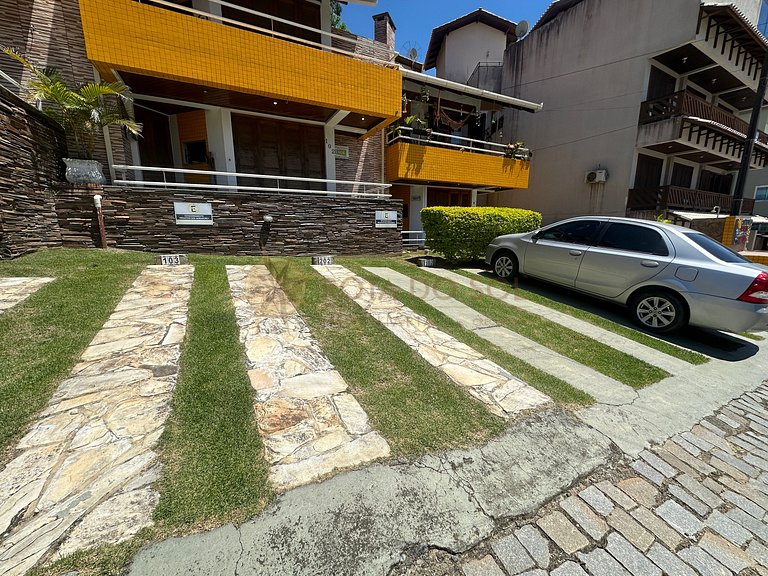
xmin=421 ymin=206 xmax=542 ymax=262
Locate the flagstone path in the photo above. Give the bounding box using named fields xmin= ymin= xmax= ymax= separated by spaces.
xmin=0 ymin=265 xmax=193 ymax=576
xmin=363 ymin=266 xmax=637 ymax=406
xmin=313 ymin=265 xmax=552 ymax=419
xmin=226 ymin=265 xmax=389 ymax=492
xmin=0 ymin=277 xmax=54 ymax=313
xmin=438 ymin=268 xmax=692 ymax=374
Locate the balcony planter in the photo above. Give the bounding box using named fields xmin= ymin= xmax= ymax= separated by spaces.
xmin=63 ymin=158 xmax=106 ymax=185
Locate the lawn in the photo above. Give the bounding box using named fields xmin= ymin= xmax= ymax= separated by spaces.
xmin=0 ymin=248 xmax=150 ymax=464
xmin=454 ymin=268 xmax=708 ymax=365
xmin=342 ymin=258 xmax=670 ymax=390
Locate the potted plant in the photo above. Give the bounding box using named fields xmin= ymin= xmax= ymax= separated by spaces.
xmin=2 ymin=47 xmax=141 ymax=184
xmin=504 ymin=140 xmax=532 ymax=160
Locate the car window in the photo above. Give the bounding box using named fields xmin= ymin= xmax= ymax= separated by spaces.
xmin=682 ymin=232 xmax=750 ymax=263
xmin=538 ymin=220 xmax=601 ymax=244
xmin=597 ymin=223 xmax=669 ymax=256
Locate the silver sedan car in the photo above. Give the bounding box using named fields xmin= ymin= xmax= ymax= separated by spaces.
xmin=485 ymin=216 xmax=768 ymax=334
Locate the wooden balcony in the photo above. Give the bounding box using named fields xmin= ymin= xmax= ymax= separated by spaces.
xmin=627 ymin=186 xmax=755 ymax=213
xmin=639 ymin=89 xmax=768 ymax=145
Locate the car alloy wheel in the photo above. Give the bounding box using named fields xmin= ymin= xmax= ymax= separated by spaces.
xmin=631 ymin=291 xmax=686 ymax=334
xmin=492 ymin=252 xmax=517 ymax=279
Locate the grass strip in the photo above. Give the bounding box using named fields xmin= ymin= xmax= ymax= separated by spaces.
xmin=269 ymin=258 xmax=506 ymax=455
xmin=0 ymin=248 xmax=150 ymax=463
xmin=153 ymin=255 xmax=271 ymax=528
xmin=346 ymin=258 xmax=669 ymax=390
xmin=340 ymin=259 xmax=593 ymax=406
xmin=456 ymin=268 xmax=709 ymax=365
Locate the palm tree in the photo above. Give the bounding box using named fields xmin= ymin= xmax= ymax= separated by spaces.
xmin=2 ymin=47 xmax=141 ymax=160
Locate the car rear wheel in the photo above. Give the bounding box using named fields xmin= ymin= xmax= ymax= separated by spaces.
xmin=492 ymin=251 xmax=518 ymax=280
xmin=629 ymin=290 xmax=687 ymax=334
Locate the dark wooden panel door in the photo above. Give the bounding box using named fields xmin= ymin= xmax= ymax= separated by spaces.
xmin=232 ymin=115 xmax=325 ymax=189
xmin=670 ymin=163 xmax=694 ymax=188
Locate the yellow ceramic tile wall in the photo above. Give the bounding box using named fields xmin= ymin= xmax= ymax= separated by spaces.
xmin=78 ymin=0 xmax=402 ymax=122
xmin=386 ymin=142 xmax=530 ymax=189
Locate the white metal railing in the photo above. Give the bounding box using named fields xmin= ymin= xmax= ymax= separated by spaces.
xmin=386 ymin=126 xmax=533 ymax=159
xmin=0 ymin=69 xmax=21 ymax=91
xmin=112 ymin=165 xmax=392 ymax=198
xmin=401 ymin=230 xmax=427 ymax=246
xmin=136 ymin=0 xmax=397 ymax=67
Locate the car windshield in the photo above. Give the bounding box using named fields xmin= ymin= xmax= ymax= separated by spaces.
xmin=682 ymin=232 xmax=750 ymax=263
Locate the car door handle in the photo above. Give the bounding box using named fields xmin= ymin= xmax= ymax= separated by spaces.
xmin=569 ymin=249 xmax=583 ymax=256
xmin=641 ymin=260 xmax=659 ymax=268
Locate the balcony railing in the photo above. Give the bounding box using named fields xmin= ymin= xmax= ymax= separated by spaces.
xmin=112 ymin=165 xmax=392 ymax=197
xmin=627 ymin=185 xmax=755 ymax=213
xmin=135 ymin=0 xmax=397 ymax=67
xmin=386 ymin=126 xmax=532 ymax=160
xmin=638 ymin=89 xmax=768 ymax=145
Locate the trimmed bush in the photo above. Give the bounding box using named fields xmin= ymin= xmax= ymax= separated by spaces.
xmin=421 ymin=206 xmax=542 ymax=262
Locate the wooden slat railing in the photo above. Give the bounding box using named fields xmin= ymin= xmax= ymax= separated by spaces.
xmin=627 ymin=186 xmax=755 ymax=213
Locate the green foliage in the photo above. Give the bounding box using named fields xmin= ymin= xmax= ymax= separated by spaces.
xmin=330 ymin=0 xmax=347 ymax=30
xmin=2 ymin=47 xmax=141 ymax=159
xmin=421 ymin=206 xmax=542 ymax=262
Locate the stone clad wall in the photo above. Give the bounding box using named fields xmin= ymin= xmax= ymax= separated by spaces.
xmin=56 ymin=188 xmax=403 ymax=256
xmin=0 ymin=88 xmax=67 ymax=258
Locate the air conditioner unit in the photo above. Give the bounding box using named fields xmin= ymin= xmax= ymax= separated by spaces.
xmin=585 ymin=169 xmax=608 ymax=184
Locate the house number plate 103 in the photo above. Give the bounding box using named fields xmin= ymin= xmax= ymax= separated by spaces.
xmin=157 ymin=254 xmax=189 ymax=266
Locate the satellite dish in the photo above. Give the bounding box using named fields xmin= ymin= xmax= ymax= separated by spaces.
xmin=516 ymin=20 xmax=530 ymax=38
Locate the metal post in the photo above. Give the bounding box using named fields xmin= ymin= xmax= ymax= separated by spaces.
xmin=732 ymin=50 xmax=768 ymax=215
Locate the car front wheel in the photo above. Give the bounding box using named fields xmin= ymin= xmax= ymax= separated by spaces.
xmin=629 ymin=290 xmax=687 ymax=334
xmin=492 ymin=251 xmax=518 ymax=280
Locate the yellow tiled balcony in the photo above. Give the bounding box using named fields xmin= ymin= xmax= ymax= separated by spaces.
xmin=385 ymin=141 xmax=530 ymax=189
xmin=78 ymin=0 xmax=402 ymax=123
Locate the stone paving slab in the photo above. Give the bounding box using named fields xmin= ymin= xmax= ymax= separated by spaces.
xmin=0 ymin=265 xmax=193 ymax=576
xmin=363 ymin=266 xmax=636 ymax=406
xmin=0 ymin=276 xmax=54 ymax=312
xmin=314 ymin=265 xmax=552 ymax=419
xmin=436 ymin=268 xmax=692 ymax=375
xmin=226 ymin=265 xmax=389 ymax=492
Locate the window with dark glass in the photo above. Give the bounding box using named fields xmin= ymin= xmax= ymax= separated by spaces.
xmin=597 ymin=223 xmax=669 ymax=256
xmin=183 ymin=140 xmax=208 ymax=164
xmin=538 ymin=220 xmax=601 ymax=244
xmin=683 ymin=232 xmax=749 ymax=263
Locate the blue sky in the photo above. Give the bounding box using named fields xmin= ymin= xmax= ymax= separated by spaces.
xmin=342 ymin=1 xmax=555 ymax=66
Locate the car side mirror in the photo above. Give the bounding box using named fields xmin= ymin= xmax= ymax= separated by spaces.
xmin=531 ymin=231 xmax=542 ymax=241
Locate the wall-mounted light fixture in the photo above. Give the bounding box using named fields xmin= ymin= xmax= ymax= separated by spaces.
xmin=263 ymin=214 xmax=274 ymax=223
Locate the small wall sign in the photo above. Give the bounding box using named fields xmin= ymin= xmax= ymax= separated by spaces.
xmin=332 ymin=146 xmax=350 ymax=160
xmin=156 ymin=254 xmax=189 ymax=265
xmin=375 ymin=210 xmax=397 ymax=228
xmin=174 ymin=202 xmax=213 ymax=226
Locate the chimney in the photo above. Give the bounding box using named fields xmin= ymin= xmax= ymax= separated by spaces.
xmin=373 ymin=12 xmax=396 ymax=50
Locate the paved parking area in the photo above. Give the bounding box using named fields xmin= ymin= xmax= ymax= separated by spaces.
xmin=0 ymin=265 xmax=193 ymax=576
xmin=399 ymin=383 xmax=768 ymax=576
xmin=226 ymin=265 xmax=390 ymax=491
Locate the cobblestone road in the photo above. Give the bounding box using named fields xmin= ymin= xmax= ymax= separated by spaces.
xmin=396 ymin=382 xmax=768 ymax=576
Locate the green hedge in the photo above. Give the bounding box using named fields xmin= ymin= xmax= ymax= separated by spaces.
xmin=421 ymin=206 xmax=542 ymax=262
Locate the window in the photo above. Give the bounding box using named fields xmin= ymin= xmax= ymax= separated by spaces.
xmin=759 ymin=0 xmax=768 ymax=36
xmin=597 ymin=223 xmax=669 ymax=256
xmin=755 ymin=185 xmax=768 ymax=201
xmin=183 ymin=140 xmax=208 ymax=164
xmin=538 ymin=220 xmax=601 ymax=244
xmin=683 ymin=232 xmax=749 ymax=263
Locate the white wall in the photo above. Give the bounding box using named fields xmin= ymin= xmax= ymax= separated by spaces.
xmin=728 ymin=0 xmax=762 ymax=26
xmin=496 ymin=0 xmax=702 ymax=222
xmin=435 ymin=22 xmax=508 ymax=84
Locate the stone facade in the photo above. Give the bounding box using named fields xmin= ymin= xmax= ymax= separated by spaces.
xmin=0 ymin=0 xmax=121 ymax=170
xmin=0 ymin=88 xmax=66 ymax=258
xmin=55 ymin=187 xmax=403 ymax=256
xmin=335 ymin=132 xmax=384 ymax=187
